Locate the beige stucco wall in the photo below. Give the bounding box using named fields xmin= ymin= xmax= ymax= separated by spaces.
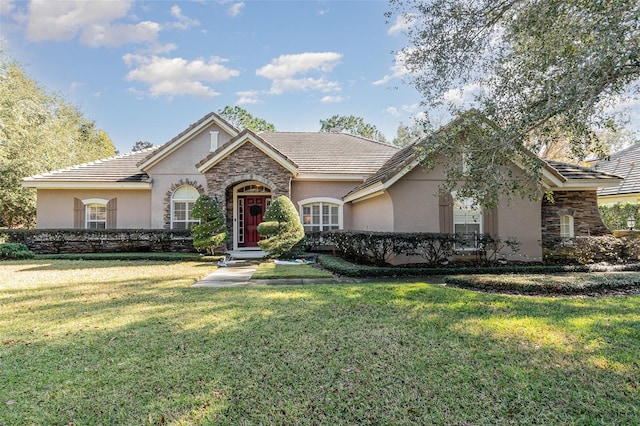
xmin=291 ymin=180 xmax=359 ymax=228
xmin=495 ymin=195 xmax=543 ymax=261
xmin=36 ymin=189 xmax=151 ymax=228
xmin=387 ymin=166 xmax=445 ymax=233
xmin=145 ymin=123 xmax=233 ymax=228
xmin=598 ymin=193 xmax=640 ymax=205
xmin=350 ymin=192 xmax=394 ymax=231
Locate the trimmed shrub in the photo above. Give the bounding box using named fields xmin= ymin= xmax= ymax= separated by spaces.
xmin=190 ymin=195 xmax=227 ymax=254
xmin=0 ymin=243 xmax=34 ymax=260
xmin=598 ymin=202 xmax=640 ymax=231
xmin=258 ymin=195 xmax=305 ymax=259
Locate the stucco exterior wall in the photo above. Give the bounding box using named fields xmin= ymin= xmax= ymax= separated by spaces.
xmin=144 ymin=123 xmax=233 ymax=228
xmin=350 ymin=192 xmax=394 ymax=231
xmin=386 ymin=167 xmax=444 ymax=233
xmin=35 ymin=189 xmax=151 ymax=229
xmin=496 ymin=195 xmax=543 ymax=261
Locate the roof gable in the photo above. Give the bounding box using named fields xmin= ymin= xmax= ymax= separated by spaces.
xmin=196 ymin=129 xmax=298 ymax=175
xmin=345 ymin=113 xmax=623 ymax=203
xmin=137 ymin=112 xmax=239 ymax=171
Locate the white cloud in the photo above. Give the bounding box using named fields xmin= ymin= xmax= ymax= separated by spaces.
xmin=442 ymin=83 xmax=484 ymax=106
xmin=124 ymin=55 xmax=240 ymax=99
xmin=387 ymin=14 xmax=415 ymax=35
xmin=167 ymin=5 xmax=200 ymax=30
xmin=321 ymin=95 xmax=344 ymax=103
xmin=0 ymin=0 xmax=14 ymax=15
xmin=236 ymin=90 xmax=261 ymax=105
xmin=24 ymin=0 xmax=161 ymax=47
xmin=256 ymin=52 xmax=342 ymax=94
xmin=373 ymin=50 xmax=412 ymax=86
xmin=227 ymin=2 xmax=245 ymax=17
xmin=81 ymin=21 xmax=160 ymax=47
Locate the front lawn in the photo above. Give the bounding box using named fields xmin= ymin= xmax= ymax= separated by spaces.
xmin=252 ymin=261 xmax=335 ymax=279
xmin=1 ymin=260 xmax=639 ymax=424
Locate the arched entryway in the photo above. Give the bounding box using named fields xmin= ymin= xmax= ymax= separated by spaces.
xmin=232 ymin=181 xmax=272 ymax=250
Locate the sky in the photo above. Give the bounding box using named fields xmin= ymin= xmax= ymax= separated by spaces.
xmin=0 ymin=0 xmax=429 ymax=154
xmin=1 ymin=0 xmax=638 ymax=156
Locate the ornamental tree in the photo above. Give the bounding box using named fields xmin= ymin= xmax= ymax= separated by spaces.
xmin=190 ymin=195 xmax=227 ymax=254
xmin=257 ymin=195 xmax=305 ymax=259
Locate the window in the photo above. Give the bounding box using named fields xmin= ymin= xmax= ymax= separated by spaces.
xmin=299 ymin=198 xmax=342 ymax=232
xmin=560 ymin=214 xmax=574 ymax=238
xmin=453 ymin=196 xmax=482 ymax=249
xmin=86 ymin=203 xmax=107 ymax=229
xmin=171 ymin=185 xmax=200 ymax=230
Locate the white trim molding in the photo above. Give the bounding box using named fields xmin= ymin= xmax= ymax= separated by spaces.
xmin=297 ymin=197 xmax=344 ymax=231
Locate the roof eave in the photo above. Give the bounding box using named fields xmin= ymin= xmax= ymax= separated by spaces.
xmin=22 ymin=181 xmax=153 ymax=189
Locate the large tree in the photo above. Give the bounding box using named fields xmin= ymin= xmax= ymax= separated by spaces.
xmin=319 ymin=115 xmax=388 ymax=142
xmin=387 ymin=0 xmax=640 ymax=206
xmin=0 ymin=57 xmax=115 ymax=227
xmin=218 ymin=106 xmax=276 ymax=132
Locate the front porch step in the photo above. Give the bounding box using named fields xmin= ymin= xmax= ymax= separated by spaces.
xmin=226 ymin=250 xmax=267 ymax=260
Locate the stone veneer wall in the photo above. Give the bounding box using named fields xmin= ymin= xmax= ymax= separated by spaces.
xmin=541 ymin=190 xmax=610 ymax=246
xmin=0 ymin=229 xmax=196 ymax=254
xmin=204 ymin=142 xmax=293 ymax=248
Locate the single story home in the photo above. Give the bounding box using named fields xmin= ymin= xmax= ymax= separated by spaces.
xmin=593 ymin=143 xmax=640 ymax=205
xmin=23 ymin=111 xmax=622 ymax=262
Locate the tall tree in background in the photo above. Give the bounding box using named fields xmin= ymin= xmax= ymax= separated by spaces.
xmin=218 ymin=106 xmax=276 ymax=132
xmin=387 ymin=0 xmax=640 ymax=206
xmin=392 ymin=121 xmax=426 ymax=147
xmin=0 ymin=56 xmax=115 ymax=227
xmin=132 ymin=141 xmax=154 ymax=151
xmin=319 ymin=115 xmax=388 ymax=143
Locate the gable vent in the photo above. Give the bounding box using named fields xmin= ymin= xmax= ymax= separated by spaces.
xmin=210 ymin=131 xmax=219 ymax=152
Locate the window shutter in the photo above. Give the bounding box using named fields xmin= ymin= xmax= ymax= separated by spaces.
xmin=483 ymin=207 xmax=498 ymax=237
xmin=439 ymin=192 xmax=453 ymax=233
xmin=74 ymin=198 xmax=84 ymax=229
xmin=107 ymin=198 xmax=117 ymax=229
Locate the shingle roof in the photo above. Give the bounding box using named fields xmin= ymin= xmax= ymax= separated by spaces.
xmin=259 ymin=132 xmax=399 ymax=175
xmin=594 ymin=144 xmax=640 ymax=196
xmin=544 ymin=160 xmax=622 ymax=182
xmin=23 ymin=148 xmax=156 ymax=184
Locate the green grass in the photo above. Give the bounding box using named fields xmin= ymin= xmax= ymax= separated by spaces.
xmin=252 ymin=262 xmax=335 ymax=279
xmin=36 ymin=252 xmax=204 ymax=261
xmin=1 ymin=260 xmax=639 ymax=425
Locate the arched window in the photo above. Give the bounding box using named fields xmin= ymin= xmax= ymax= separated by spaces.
xmin=560 ymin=214 xmax=574 ymax=238
xmin=298 ymin=198 xmax=343 ymax=232
xmin=453 ymin=194 xmax=483 ymax=249
xmin=171 ymin=186 xmax=200 ymax=230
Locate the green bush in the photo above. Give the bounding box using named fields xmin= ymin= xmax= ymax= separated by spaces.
xmin=0 ymin=243 xmax=35 ymax=260
xmin=444 ymin=273 xmax=640 ymax=295
xmin=257 ymin=196 xmax=305 ymax=259
xmin=599 ymin=202 xmax=640 ymax=231
xmin=190 ymin=195 xmax=227 ymax=254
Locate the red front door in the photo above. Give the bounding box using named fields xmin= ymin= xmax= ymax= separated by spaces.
xmin=239 ymin=196 xmax=269 ymax=247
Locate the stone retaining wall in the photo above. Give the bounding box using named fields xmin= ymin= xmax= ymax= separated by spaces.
xmin=0 ymin=229 xmax=196 ymax=254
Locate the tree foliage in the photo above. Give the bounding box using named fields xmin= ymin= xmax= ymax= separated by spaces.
xmin=319 ymin=115 xmax=388 ymax=142
xmin=257 ymin=195 xmax=305 ymax=259
xmin=392 ymin=121 xmax=426 ymax=147
xmin=190 ymin=195 xmax=227 ymax=254
xmin=132 ymin=141 xmax=154 ymax=151
xmin=218 ymin=106 xmax=276 ymax=132
xmin=0 ymin=57 xmax=116 ymax=227
xmin=388 ymin=0 xmax=640 ymax=205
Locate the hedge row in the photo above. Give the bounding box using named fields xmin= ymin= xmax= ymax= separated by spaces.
xmin=316 ymin=254 xmax=640 ymax=278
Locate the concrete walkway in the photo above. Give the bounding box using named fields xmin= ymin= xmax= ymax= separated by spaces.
xmin=192 ymin=260 xmax=260 ymax=287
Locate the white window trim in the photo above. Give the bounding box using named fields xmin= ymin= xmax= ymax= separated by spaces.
xmin=452 ymin=193 xmax=483 ymax=251
xmin=85 ymin=203 xmax=107 ymax=230
xmin=170 ymin=186 xmax=200 ymax=230
xmin=560 ymin=214 xmax=575 ymax=239
xmin=297 ymin=197 xmax=344 ymax=232
xmin=81 ymin=198 xmax=109 ymax=205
